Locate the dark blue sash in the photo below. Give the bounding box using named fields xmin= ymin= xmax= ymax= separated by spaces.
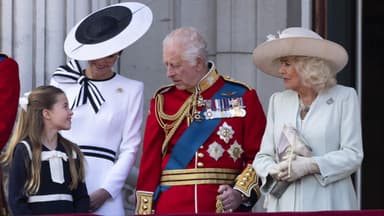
xmin=154 ymin=81 xmax=247 ymax=200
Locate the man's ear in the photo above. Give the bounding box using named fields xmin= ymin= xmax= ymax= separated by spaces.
xmin=195 ymin=56 xmax=205 ymax=72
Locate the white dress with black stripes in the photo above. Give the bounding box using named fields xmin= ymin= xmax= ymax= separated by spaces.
xmin=51 ymin=72 xmax=144 ymax=215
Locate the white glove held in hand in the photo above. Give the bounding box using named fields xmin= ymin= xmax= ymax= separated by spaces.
xmin=276 ymin=156 xmax=319 ymax=182
xmin=268 ymin=164 xmax=280 ymax=180
xmin=268 ymin=162 xmax=291 ymax=181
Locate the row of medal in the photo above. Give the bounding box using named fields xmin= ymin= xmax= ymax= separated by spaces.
xmin=193 ymin=97 xmax=247 ymax=120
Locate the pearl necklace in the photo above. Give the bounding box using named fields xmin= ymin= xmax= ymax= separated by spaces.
xmin=299 ymin=99 xmax=310 ymax=119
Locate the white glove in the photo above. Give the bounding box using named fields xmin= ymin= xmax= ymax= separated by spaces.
xmin=268 ymin=164 xmax=280 ymax=180
xmin=276 ymin=156 xmax=319 ymax=182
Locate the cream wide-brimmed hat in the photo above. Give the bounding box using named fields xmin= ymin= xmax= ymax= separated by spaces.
xmin=64 ymin=2 xmax=152 ymax=61
xmin=252 ymin=27 xmax=348 ymax=78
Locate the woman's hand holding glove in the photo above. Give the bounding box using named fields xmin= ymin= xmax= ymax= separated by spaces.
xmin=276 ymin=156 xmax=319 ymax=182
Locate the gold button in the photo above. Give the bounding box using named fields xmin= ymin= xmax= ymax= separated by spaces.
xmin=143 ymin=205 xmax=148 ymax=210
xmin=240 ymin=182 xmax=245 ymax=186
xmin=242 ymin=177 xmax=248 ymax=181
xmin=197 ymin=152 xmax=204 ymax=158
xmin=143 ymin=198 xmax=148 ymax=203
xmin=197 ymin=162 xmax=204 ymax=167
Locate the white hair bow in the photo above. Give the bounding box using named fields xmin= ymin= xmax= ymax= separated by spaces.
xmin=19 ymin=92 xmax=31 ymax=111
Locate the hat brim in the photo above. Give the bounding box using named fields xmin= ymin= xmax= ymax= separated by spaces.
xmin=64 ymin=2 xmax=153 ymax=61
xmin=252 ymin=37 xmax=348 ymax=78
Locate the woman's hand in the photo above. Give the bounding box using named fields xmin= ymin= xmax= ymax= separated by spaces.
xmin=89 ymin=188 xmax=112 ymax=212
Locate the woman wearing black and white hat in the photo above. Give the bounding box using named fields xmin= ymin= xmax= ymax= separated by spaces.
xmin=50 ymin=2 xmax=152 ymax=215
xmin=252 ymin=27 xmax=363 ymax=211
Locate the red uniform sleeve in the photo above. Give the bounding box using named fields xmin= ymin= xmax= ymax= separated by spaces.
xmin=242 ymin=89 xmax=266 ymax=165
xmin=233 ymin=88 xmax=266 ymax=204
xmin=0 ymin=57 xmax=20 ymax=149
xmin=136 ymin=98 xmax=164 ymax=194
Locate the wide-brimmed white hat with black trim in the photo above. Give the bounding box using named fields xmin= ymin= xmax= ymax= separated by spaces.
xmin=252 ymin=27 xmax=348 ymax=78
xmin=64 ymin=2 xmax=153 ymax=61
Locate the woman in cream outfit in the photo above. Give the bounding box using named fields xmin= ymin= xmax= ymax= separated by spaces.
xmin=252 ymin=27 xmax=363 ymax=211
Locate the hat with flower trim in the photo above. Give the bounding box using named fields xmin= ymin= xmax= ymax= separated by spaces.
xmin=252 ymin=27 xmax=348 ymax=78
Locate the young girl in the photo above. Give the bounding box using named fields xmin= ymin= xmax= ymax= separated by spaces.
xmin=1 ymin=85 xmax=89 ymax=215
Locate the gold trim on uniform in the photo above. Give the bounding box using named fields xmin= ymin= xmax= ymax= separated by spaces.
xmin=223 ymin=75 xmax=252 ymax=90
xmin=216 ymin=195 xmax=225 ymax=213
xmin=155 ymin=94 xmax=194 ymax=156
xmin=160 ymin=168 xmax=240 ymax=186
xmin=161 ymin=167 xmax=239 ymax=175
xmin=135 ymin=191 xmax=154 ymax=215
xmin=161 ymin=179 xmax=234 ymax=186
xmin=154 ymin=64 xmax=220 ymax=156
xmin=233 ymin=165 xmax=260 ymax=198
xmin=188 ymin=65 xmax=219 ymax=93
xmin=151 ymin=84 xmax=174 ymax=98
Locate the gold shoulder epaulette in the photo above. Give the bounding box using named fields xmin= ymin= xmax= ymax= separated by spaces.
xmin=152 ymin=84 xmax=175 ymax=98
xmin=223 ymin=75 xmax=253 ymax=90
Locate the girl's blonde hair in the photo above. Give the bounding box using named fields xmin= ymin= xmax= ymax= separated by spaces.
xmin=1 ymin=85 xmax=86 ymax=195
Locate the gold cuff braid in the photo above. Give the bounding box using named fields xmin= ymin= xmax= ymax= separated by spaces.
xmin=135 ymin=191 xmax=154 ymax=215
xmin=233 ymin=164 xmax=260 ymax=198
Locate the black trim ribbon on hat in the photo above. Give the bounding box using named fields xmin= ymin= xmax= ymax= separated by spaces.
xmin=52 ymin=59 xmax=105 ymax=113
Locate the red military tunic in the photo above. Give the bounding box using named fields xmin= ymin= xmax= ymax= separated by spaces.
xmin=136 ymin=64 xmax=266 ymax=214
xmin=0 ymin=54 xmax=20 ymax=149
xmin=0 ymin=53 xmax=20 ymax=216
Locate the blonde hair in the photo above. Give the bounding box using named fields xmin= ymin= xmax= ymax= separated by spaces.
xmin=294 ymin=56 xmax=337 ymax=92
xmin=1 ymin=85 xmax=86 ymax=195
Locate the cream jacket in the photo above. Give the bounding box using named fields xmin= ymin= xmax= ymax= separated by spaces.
xmin=253 ymin=84 xmax=364 ymax=211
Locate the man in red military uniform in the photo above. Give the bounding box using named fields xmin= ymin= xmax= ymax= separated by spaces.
xmin=0 ymin=53 xmax=20 ymax=215
xmin=135 ymin=27 xmax=266 ymax=214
